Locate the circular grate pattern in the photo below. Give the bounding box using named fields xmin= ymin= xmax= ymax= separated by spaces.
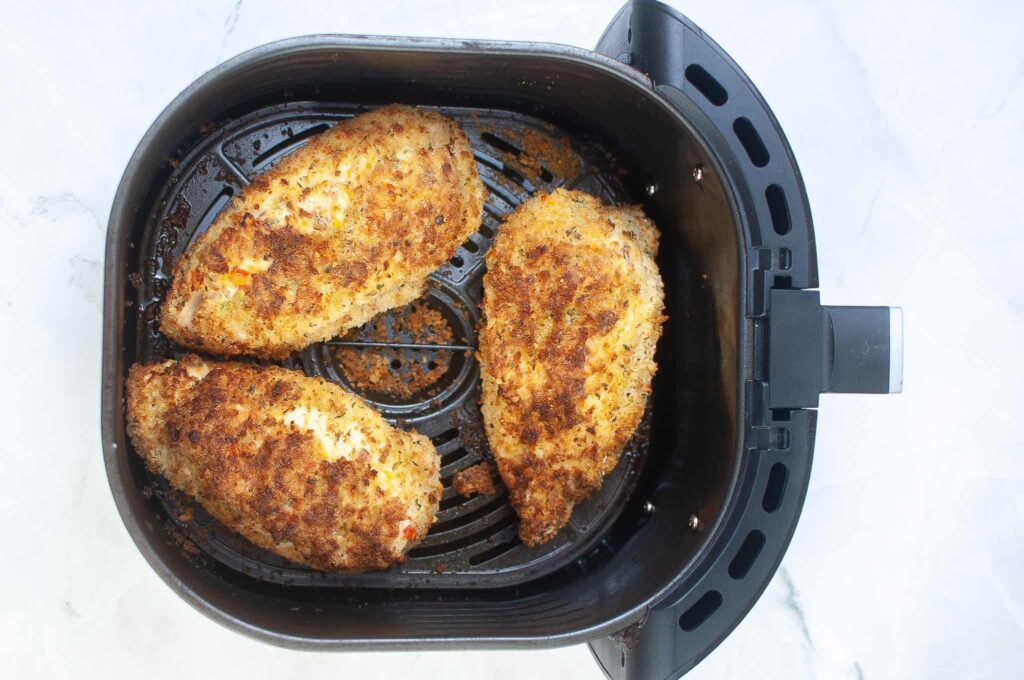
xmin=303 ymin=279 xmax=478 ymax=419
xmin=133 ymin=101 xmax=650 ymax=587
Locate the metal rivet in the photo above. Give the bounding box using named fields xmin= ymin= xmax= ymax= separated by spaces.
xmin=688 ymin=515 xmax=700 ymax=530
xmin=645 ymin=183 xmax=658 ymax=196
xmin=692 ymin=165 xmax=704 ymax=183
xmin=643 ymin=501 xmax=655 ymax=514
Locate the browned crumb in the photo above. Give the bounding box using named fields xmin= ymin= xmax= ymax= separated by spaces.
xmin=333 ymin=299 xmax=454 ymax=399
xmin=168 ymin=526 xmax=200 ymax=557
xmin=482 ymin=126 xmax=581 ymax=183
xmin=517 ymin=128 xmax=580 ymax=179
xmin=453 ymin=461 xmax=498 ymax=497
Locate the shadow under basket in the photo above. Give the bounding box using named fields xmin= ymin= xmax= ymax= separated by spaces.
xmin=102 ymin=2 xmax=901 ymax=678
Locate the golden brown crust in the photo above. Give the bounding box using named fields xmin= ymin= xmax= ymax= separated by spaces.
xmin=159 ymin=105 xmax=485 ymax=360
xmin=125 ymin=355 xmax=441 ymax=571
xmin=452 ymin=461 xmax=498 ymax=498
xmin=479 ymin=189 xmax=664 ymax=546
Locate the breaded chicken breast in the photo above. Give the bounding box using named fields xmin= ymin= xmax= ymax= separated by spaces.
xmin=160 ymin=105 xmax=485 ymax=360
xmin=479 ymin=189 xmax=664 ymax=546
xmin=125 ymin=355 xmax=441 ymax=571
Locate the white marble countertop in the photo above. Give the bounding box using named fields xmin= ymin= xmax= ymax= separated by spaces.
xmin=1 ymin=0 xmax=1021 ymax=678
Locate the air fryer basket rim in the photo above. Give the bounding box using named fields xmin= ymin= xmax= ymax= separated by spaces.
xmin=102 ymin=32 xmax=750 ymax=633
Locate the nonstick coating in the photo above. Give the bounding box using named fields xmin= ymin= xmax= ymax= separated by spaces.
xmin=132 ymin=101 xmax=652 ymax=588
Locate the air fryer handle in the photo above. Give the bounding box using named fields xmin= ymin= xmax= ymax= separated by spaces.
xmin=768 ymin=289 xmax=903 ymax=408
xmin=821 ymin=304 xmax=903 ymax=394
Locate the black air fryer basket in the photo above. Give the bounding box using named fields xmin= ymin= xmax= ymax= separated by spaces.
xmin=101 ymin=2 xmax=903 ymax=678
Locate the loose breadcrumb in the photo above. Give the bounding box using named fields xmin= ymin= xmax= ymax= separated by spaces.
xmin=452 ymin=461 xmax=498 ymax=497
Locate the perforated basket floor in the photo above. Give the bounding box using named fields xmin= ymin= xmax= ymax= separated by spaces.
xmin=132 ymin=102 xmax=651 ymax=588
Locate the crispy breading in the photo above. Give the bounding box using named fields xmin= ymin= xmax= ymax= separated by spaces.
xmin=125 ymin=355 xmax=441 ymax=571
xmin=159 ymin=105 xmax=485 ymax=360
xmin=479 ymin=189 xmax=664 ymax=546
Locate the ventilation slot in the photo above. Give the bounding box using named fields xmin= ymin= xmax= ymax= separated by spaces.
xmin=430 ymin=494 xmax=508 ymax=534
xmin=462 ymin=239 xmax=480 ymax=254
xmin=733 ymin=118 xmax=770 ymax=167
xmin=440 ymin=447 xmax=470 ymax=467
xmin=252 ymin=124 xmax=330 ymax=170
xmin=438 ymin=494 xmax=466 ymax=512
xmin=478 ymin=224 xmax=495 ymax=239
xmin=678 ymin=590 xmax=723 ymax=632
xmin=685 ymin=64 xmax=728 ymax=106
xmin=190 ymin=187 xmax=233 ymax=244
xmin=766 ymin=184 xmax=791 ymax=235
xmin=431 ymin=428 xmax=459 ymax=447
xmin=481 ymin=132 xmax=521 ymax=156
xmin=728 ymin=530 xmax=766 ymax=580
xmin=407 ymin=513 xmax=517 ymax=558
xmin=469 ymin=536 xmax=520 ymax=565
xmin=449 ymin=255 xmax=464 ymax=268
xmin=762 ymin=462 xmax=788 ymax=513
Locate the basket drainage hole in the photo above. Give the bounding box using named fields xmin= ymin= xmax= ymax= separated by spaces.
xmin=685 ymin=64 xmax=728 ymax=106
xmin=390 ymin=359 xmax=402 ymax=370
xmin=462 ymin=239 xmax=480 ymax=254
xmin=450 ymin=255 xmax=464 ymax=268
xmin=728 ymin=530 xmax=766 ymax=580
xmin=762 ymin=462 xmax=788 ymax=513
xmin=479 ymin=224 xmax=495 ymax=239
xmin=678 ymin=590 xmax=723 ymax=632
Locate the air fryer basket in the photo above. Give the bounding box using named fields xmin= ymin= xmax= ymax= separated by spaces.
xmin=135 ymin=101 xmax=652 ymax=587
xmin=102 ymin=2 xmax=901 ymax=679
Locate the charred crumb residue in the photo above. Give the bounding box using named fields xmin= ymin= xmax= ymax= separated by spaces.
xmin=213 ymin=164 xmax=237 ymax=184
xmin=160 ymin=198 xmax=190 ymax=248
xmin=456 ymin=405 xmax=491 ymax=458
xmin=167 ymin=524 xmax=200 ymax=558
xmin=333 ymin=298 xmax=454 ymax=400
